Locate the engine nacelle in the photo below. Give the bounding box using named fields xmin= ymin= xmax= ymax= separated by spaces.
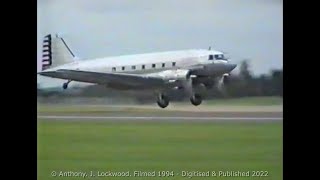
xmin=156 ymin=69 xmax=191 ymax=80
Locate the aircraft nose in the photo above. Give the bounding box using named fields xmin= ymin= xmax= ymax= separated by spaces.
xmin=228 ymin=63 xmax=237 ymax=71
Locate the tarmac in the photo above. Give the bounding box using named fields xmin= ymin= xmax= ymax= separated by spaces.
xmin=37 ymin=104 xmax=283 ymax=122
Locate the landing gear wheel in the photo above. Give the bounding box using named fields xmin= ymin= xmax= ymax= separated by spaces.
xmin=62 ymin=83 xmax=68 ymax=90
xmin=62 ymin=80 xmax=72 ymax=90
xmin=157 ymin=100 xmax=169 ymax=108
xmin=190 ymin=94 xmax=202 ymax=106
xmin=157 ymin=94 xmax=169 ymax=108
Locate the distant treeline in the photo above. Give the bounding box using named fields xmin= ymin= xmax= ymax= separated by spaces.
xmin=217 ymin=59 xmax=283 ymax=98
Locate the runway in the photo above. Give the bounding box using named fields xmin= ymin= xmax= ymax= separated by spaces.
xmin=38 ymin=115 xmax=282 ymax=122
xmin=37 ymin=103 xmax=283 ymax=122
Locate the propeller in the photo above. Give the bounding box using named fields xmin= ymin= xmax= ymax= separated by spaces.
xmin=216 ymin=74 xmax=231 ymax=97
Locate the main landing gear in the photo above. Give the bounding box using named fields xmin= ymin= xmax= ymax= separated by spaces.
xmin=156 ymin=93 xmax=203 ymax=108
xmin=62 ymin=80 xmax=72 ymax=90
xmin=157 ymin=93 xmax=169 ymax=108
xmin=190 ymin=93 xmax=202 ymax=106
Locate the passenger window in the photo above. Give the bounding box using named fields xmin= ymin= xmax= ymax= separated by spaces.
xmin=209 ymin=55 xmax=214 ymax=60
xmin=112 ymin=67 xmax=116 ymax=71
xmin=132 ymin=65 xmax=136 ymax=70
xmin=162 ymin=63 xmax=165 ymax=68
xmin=172 ymin=62 xmax=176 ymax=67
xmin=142 ymin=65 xmax=145 ymax=70
xmin=122 ymin=66 xmax=125 ymax=71
xmin=152 ymin=64 xmax=156 ymax=68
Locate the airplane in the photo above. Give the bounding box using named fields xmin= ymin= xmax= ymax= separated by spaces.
xmin=38 ymin=34 xmax=237 ymax=108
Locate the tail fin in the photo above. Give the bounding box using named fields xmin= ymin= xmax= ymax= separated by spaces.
xmin=41 ymin=34 xmax=76 ymax=71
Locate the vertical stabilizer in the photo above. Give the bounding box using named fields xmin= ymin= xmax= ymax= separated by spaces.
xmin=41 ymin=34 xmax=75 ymax=71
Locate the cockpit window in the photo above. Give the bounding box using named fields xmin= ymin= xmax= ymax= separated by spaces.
xmin=214 ymin=54 xmax=226 ymax=60
xmin=208 ymin=55 xmax=214 ymax=60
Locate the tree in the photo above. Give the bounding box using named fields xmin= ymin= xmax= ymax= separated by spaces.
xmin=270 ymin=69 xmax=283 ymax=96
xmin=236 ymin=59 xmax=254 ymax=96
xmin=239 ymin=59 xmax=253 ymax=81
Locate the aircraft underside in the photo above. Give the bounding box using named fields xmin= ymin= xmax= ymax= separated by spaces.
xmin=60 ymin=74 xmax=229 ymax=108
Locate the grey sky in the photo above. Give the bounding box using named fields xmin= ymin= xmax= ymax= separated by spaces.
xmin=37 ymin=0 xmax=283 ymax=75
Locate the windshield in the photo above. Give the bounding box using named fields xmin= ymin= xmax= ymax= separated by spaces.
xmin=214 ymin=54 xmax=227 ymax=60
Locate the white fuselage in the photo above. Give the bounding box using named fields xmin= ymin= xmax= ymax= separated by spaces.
xmin=45 ymin=49 xmax=224 ymax=74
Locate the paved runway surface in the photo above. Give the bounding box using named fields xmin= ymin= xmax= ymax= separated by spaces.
xmin=37 ymin=104 xmax=283 ymax=122
xmin=38 ymin=111 xmax=282 ymax=122
xmin=38 ymin=115 xmax=282 ymax=122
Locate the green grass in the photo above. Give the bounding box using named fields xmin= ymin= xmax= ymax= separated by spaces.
xmin=38 ymin=121 xmax=282 ymax=180
xmin=204 ymin=96 xmax=282 ymax=106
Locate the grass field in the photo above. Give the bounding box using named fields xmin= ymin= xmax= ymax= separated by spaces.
xmin=37 ymin=121 xmax=283 ymax=180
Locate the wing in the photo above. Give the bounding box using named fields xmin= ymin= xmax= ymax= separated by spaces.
xmin=38 ymin=69 xmax=170 ymax=88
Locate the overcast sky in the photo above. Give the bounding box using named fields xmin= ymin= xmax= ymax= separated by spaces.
xmin=37 ymin=0 xmax=282 ymax=75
